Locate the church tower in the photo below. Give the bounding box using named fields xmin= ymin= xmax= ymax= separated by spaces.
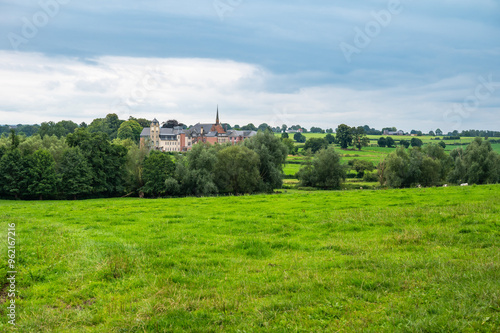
xmin=150 ymin=118 xmax=160 ymax=149
xmin=216 ymin=105 xmax=220 ymax=125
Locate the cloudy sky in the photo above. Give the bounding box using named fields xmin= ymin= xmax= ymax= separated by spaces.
xmin=1 ymin=0 xmax=499 ymax=132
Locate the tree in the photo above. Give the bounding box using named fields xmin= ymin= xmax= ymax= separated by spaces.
xmin=215 ymin=145 xmax=260 ymax=194
xmin=25 ymin=149 xmax=58 ymax=200
xmin=281 ymin=132 xmax=289 ymax=139
xmin=39 ymin=120 xmax=78 ymax=138
xmin=438 ymin=141 xmax=446 ymax=149
xmin=141 ymin=151 xmax=175 ymax=197
xmin=352 ymin=160 xmax=375 ymax=178
xmin=326 ymin=128 xmax=334 ymax=134
xmin=0 ymin=149 xmax=26 ymax=199
xmin=88 ymin=113 xmax=124 ymax=139
xmin=297 ymin=147 xmax=345 ymax=189
xmin=241 ymin=123 xmax=257 ymax=131
xmin=281 ymin=138 xmax=297 ymax=155
xmin=336 ymin=124 xmax=352 ymax=149
xmin=386 ymin=137 xmax=395 ymax=148
xmin=436 ymin=128 xmax=443 ymax=136
xmin=304 ymin=138 xmax=329 ymax=153
xmin=325 ymin=133 xmax=335 ymax=144
xmin=9 ymin=129 xmax=20 ymax=150
xmin=411 ymin=137 xmax=423 ymax=148
xmin=293 ymin=132 xmax=306 ymax=143
xmin=310 ymin=127 xmax=324 ymax=134
xmin=66 ymin=128 xmax=127 ymax=196
xmin=379 ymin=144 xmax=452 ymax=188
xmin=399 ymin=139 xmax=410 ymax=148
xmin=58 ymin=147 xmax=93 ymax=199
xmin=118 ymin=120 xmax=142 ymax=142
xmin=244 ymin=131 xmax=288 ymax=192
xmin=352 ymin=126 xmax=370 ymax=150
xmin=129 ymin=117 xmax=150 ymax=128
xmin=448 ymin=138 xmax=500 ymax=185
xmin=257 ymin=123 xmax=271 ymax=132
xmin=429 ymin=131 xmax=435 ymax=136
xmin=378 ymin=137 xmax=387 ymax=147
xmin=281 ymin=124 xmax=288 ymax=133
xmin=173 ymin=143 xmax=219 ymax=196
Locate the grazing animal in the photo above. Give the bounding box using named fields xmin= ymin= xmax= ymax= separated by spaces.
xmin=460 ymin=183 xmax=469 ymax=187
xmin=443 ymin=184 xmax=448 ymax=187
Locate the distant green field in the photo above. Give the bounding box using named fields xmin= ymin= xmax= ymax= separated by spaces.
xmin=1 ymin=186 xmax=499 ymax=332
xmin=492 ymin=143 xmax=500 ymax=154
xmin=283 ymin=139 xmax=500 ymax=176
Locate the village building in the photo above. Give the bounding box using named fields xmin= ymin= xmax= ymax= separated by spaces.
xmin=383 ymin=130 xmax=405 ymax=136
xmin=140 ymin=108 xmax=257 ymax=152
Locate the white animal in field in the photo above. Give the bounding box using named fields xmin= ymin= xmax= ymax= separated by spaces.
xmin=460 ymin=183 xmax=469 ymax=186
xmin=443 ymin=184 xmax=448 ymax=187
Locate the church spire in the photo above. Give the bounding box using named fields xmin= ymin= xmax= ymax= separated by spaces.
xmin=216 ymin=105 xmax=220 ymax=125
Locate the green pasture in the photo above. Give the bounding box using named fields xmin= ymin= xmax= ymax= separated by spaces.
xmin=491 ymin=143 xmax=500 ymax=154
xmin=1 ymin=185 xmax=500 ymax=332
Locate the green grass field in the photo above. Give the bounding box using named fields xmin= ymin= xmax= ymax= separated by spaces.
xmin=283 ymin=140 xmax=500 ymax=178
xmin=1 ymin=186 xmax=500 ymax=332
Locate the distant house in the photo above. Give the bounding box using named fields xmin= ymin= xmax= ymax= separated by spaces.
xmin=286 ymin=128 xmax=303 ymax=134
xmin=383 ymin=130 xmax=405 ymax=136
xmin=140 ymin=107 xmax=257 ymax=152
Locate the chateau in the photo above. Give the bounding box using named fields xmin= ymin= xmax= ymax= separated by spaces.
xmin=140 ymin=108 xmax=257 ymax=152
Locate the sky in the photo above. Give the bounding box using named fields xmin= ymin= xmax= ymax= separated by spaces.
xmin=1 ymin=0 xmax=499 ymax=133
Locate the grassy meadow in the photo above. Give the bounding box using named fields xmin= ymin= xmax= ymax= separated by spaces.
xmin=1 ymin=185 xmax=500 ymax=332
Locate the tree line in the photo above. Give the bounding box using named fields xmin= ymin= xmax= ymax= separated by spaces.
xmin=0 ymin=129 xmax=287 ymax=200
xmin=294 ymin=137 xmax=500 ymax=190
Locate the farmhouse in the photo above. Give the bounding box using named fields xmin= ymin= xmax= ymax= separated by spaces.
xmin=383 ymin=130 xmax=405 ymax=136
xmin=140 ymin=108 xmax=257 ymax=152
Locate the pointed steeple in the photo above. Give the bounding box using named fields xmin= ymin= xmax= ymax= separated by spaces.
xmin=216 ymin=105 xmax=220 ymax=125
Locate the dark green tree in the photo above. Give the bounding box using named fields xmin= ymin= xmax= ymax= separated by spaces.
xmin=386 ymin=137 xmax=395 ymax=148
xmin=297 ymin=147 xmax=345 ymax=189
xmin=379 ymin=144 xmax=452 ymax=188
xmin=411 ymin=137 xmax=423 ymax=148
xmin=215 ymin=145 xmax=260 ymax=194
xmin=304 ymin=138 xmax=329 ymax=153
xmin=244 ymin=131 xmax=288 ymax=192
xmin=310 ymin=127 xmax=324 ymax=133
xmin=352 ymin=126 xmax=370 ymax=150
xmin=0 ymin=149 xmax=26 ymax=199
xmin=66 ymin=129 xmax=127 ymax=196
xmin=257 ymin=123 xmax=271 ymax=132
xmin=241 ymin=123 xmax=257 ymax=131
xmin=281 ymin=132 xmax=289 ymax=139
xmin=118 ymin=120 xmax=143 ymax=143
xmin=325 ymin=133 xmax=335 ymax=144
xmin=336 ymin=124 xmax=353 ymax=149
xmin=174 ymin=143 xmax=219 ymax=196
xmin=58 ymin=147 xmax=93 ymax=199
xmin=352 ymin=160 xmax=375 ymax=178
xmin=378 ymin=137 xmax=387 ymax=147
xmin=399 ymin=139 xmax=410 ymax=148
xmin=9 ymin=129 xmax=20 ymax=150
xmin=448 ymin=138 xmax=500 ymax=185
xmin=293 ymin=132 xmax=306 ymax=143
xmin=26 ymin=149 xmax=58 ymax=200
xmin=281 ymin=138 xmax=296 ymax=155
xmin=141 ymin=151 xmax=175 ymax=197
